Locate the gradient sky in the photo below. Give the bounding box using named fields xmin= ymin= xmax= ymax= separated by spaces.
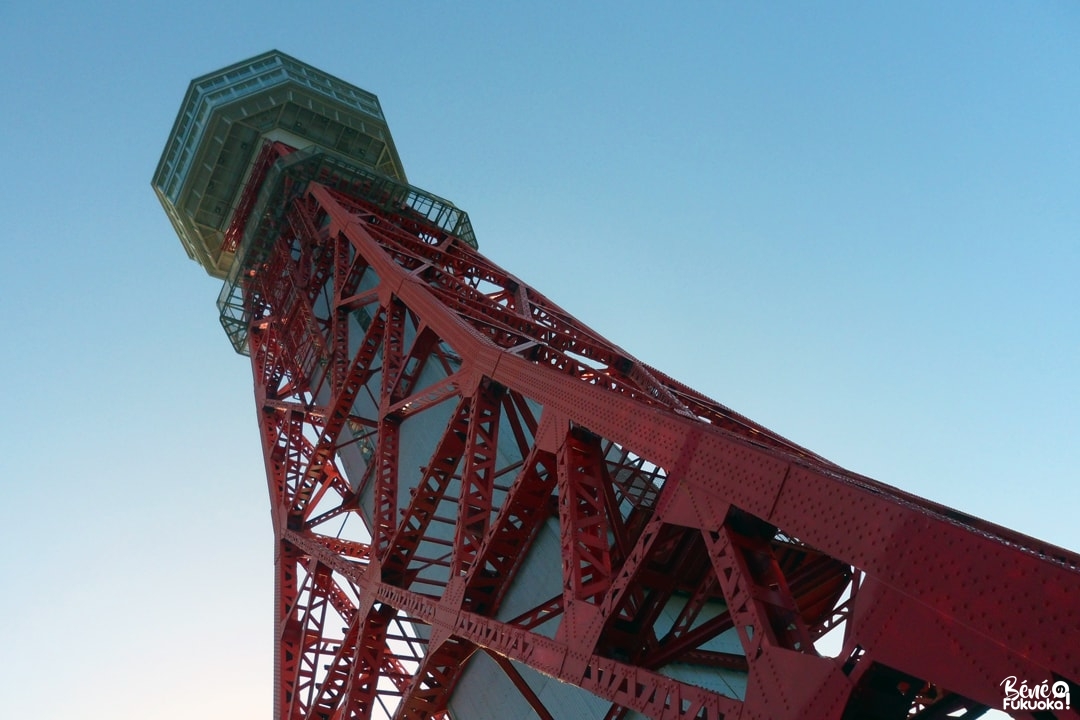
xmin=1 ymin=3 xmax=1077 ymax=718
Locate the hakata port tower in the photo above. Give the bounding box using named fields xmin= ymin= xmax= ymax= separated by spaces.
xmin=153 ymin=51 xmax=1079 ymax=720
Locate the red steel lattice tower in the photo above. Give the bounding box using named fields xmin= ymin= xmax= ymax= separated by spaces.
xmin=153 ymin=52 xmax=1080 ymax=720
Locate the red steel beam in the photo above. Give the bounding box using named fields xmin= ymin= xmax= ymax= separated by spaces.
xmin=234 ymin=166 xmax=1079 ymax=720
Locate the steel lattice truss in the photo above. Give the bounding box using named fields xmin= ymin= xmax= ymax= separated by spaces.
xmin=238 ymin=176 xmax=1080 ymax=720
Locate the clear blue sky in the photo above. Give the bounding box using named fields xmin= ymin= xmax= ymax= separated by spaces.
xmin=1 ymin=3 xmax=1076 ymax=718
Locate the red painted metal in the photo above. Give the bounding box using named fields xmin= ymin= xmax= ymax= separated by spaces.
xmin=223 ymin=141 xmax=293 ymax=255
xmin=227 ymin=146 xmax=1080 ymax=720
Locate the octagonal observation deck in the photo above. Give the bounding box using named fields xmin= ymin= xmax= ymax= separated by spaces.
xmin=153 ymin=50 xmax=472 ymax=280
